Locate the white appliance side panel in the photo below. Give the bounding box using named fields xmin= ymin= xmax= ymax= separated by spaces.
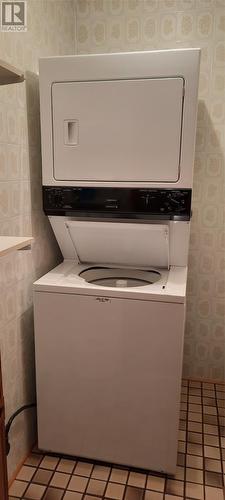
xmin=52 ymin=78 xmax=183 ymax=183
xmin=169 ymin=221 xmax=190 ymax=266
xmin=66 ymin=220 xmax=169 ymax=268
xmin=34 ymin=291 xmax=185 ymax=473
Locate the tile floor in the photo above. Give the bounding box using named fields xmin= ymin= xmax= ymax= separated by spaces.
xmin=9 ymin=379 xmax=225 ymax=500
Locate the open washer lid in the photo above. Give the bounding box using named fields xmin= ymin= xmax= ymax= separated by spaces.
xmin=65 ymin=221 xmax=169 ymax=268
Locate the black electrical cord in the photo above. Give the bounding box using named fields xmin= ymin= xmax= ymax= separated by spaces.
xmin=5 ymin=403 xmax=36 ymax=455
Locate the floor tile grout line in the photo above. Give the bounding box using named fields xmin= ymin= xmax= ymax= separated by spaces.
xmin=162 ymin=380 xmax=188 ymax=498
xmin=84 ymin=462 xmax=108 ymax=499
xmin=120 ymin=464 xmax=131 ymax=500
xmin=183 ymin=377 xmax=190 ymax=500
xmin=18 ymin=476 xmax=35 ymax=500
xmin=61 ymin=488 xmax=68 ymax=500
xmin=162 ymin=467 xmax=168 ymax=498
xmin=46 ymin=467 xmax=71 ymax=500
xmin=27 ymin=453 xmax=72 ymax=500
xmin=39 ymin=455 xmax=60 ymax=500
xmin=215 ymin=384 xmax=225 ymax=490
xmin=103 ymin=465 xmax=129 ymax=500
xmin=141 ymin=467 xmax=149 ymax=500
xmin=201 ymin=379 xmax=206 ymax=500
xmin=67 ymin=458 xmax=93 ymax=497
xmin=39 ymin=454 xmax=61 ymax=497
xmin=55 ymin=458 xmax=78 ymax=500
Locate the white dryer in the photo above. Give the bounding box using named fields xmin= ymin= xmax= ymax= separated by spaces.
xmin=34 ymin=49 xmax=200 ymax=474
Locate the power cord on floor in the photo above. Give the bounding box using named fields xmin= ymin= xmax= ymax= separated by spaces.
xmin=5 ymin=403 xmax=36 ymax=455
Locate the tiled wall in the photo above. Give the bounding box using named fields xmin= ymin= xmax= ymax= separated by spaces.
xmin=0 ymin=0 xmax=75 ymax=480
xmin=75 ymin=0 xmax=225 ymax=381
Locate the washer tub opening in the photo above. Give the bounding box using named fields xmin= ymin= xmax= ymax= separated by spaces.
xmin=79 ymin=267 xmax=161 ymax=288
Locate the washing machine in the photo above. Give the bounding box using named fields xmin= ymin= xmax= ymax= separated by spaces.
xmin=34 ymin=49 xmax=200 ymax=474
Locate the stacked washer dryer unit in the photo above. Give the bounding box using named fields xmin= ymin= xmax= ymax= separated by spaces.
xmin=34 ymin=50 xmax=200 ymax=474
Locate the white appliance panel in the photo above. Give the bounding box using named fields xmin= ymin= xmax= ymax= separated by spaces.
xmin=34 ymin=290 xmax=185 ymax=473
xmin=52 ymin=78 xmax=184 ymax=183
xmin=40 ymin=49 xmax=200 ymax=187
xmin=66 ymin=220 xmax=169 ymax=268
xmin=33 ymin=262 xmax=188 ymax=304
xmin=49 ymin=217 xmax=190 ymax=267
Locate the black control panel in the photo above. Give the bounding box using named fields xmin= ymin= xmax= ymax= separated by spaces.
xmin=43 ymin=186 xmax=192 ymax=221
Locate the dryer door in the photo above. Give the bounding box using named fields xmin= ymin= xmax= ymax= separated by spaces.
xmin=52 ymin=78 xmax=184 ymax=183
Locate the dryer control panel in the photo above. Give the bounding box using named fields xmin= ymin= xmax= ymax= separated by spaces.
xmin=43 ymin=187 xmax=192 ymax=221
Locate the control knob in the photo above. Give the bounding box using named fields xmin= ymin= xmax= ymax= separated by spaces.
xmin=54 ymin=191 xmax=63 ymax=208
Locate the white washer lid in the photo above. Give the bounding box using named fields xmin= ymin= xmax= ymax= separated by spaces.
xmin=66 ymin=221 xmax=169 ymax=268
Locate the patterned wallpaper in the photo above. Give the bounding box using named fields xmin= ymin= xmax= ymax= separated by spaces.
xmin=75 ymin=0 xmax=225 ymax=380
xmin=0 ymin=0 xmax=75 ymax=480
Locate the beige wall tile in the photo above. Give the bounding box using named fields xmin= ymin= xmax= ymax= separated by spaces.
xmin=0 ymin=0 xmax=75 ymax=481
xmin=75 ymin=0 xmax=225 ymax=383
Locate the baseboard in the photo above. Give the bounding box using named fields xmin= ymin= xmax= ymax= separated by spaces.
xmin=8 ymin=440 xmax=36 ymax=488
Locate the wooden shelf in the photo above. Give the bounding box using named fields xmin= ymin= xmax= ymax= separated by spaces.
xmin=0 ymin=237 xmax=33 ymax=257
xmin=0 ymin=59 xmax=24 ymax=85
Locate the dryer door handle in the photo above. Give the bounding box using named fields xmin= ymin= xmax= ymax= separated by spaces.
xmin=64 ymin=120 xmax=79 ymax=146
